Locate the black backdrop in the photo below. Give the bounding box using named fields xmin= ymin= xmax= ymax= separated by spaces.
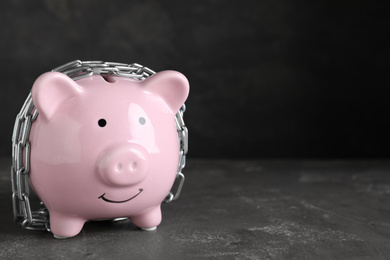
xmin=1 ymin=0 xmax=389 ymax=158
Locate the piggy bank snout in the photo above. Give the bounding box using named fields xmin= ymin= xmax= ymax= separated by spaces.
xmin=97 ymin=144 xmax=150 ymax=186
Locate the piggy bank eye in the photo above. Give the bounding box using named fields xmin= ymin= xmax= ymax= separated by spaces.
xmin=139 ymin=117 xmax=146 ymax=125
xmin=98 ymin=119 xmax=107 ymax=127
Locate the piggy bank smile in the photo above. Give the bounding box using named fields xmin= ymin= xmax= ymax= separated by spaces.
xmin=98 ymin=188 xmax=143 ymax=203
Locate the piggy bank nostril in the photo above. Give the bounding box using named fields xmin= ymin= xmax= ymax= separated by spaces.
xmin=115 ymin=163 xmax=123 ymax=172
xmin=129 ymin=162 xmax=137 ymax=172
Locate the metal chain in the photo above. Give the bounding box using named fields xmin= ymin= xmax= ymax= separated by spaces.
xmin=11 ymin=60 xmax=188 ymax=231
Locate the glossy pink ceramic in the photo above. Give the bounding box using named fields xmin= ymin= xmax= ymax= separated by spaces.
xmin=29 ymin=71 xmax=189 ymax=238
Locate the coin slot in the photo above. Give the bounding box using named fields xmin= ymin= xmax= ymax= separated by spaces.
xmin=101 ymin=74 xmax=116 ymax=83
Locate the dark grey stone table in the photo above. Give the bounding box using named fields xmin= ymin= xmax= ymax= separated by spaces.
xmin=1 ymin=158 xmax=390 ymax=259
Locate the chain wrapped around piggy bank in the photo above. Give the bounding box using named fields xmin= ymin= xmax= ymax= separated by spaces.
xmin=11 ymin=60 xmax=189 ymax=238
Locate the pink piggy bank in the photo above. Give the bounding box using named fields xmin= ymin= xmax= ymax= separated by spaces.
xmin=28 ymin=69 xmax=189 ymax=238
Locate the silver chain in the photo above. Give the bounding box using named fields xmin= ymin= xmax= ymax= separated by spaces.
xmin=11 ymin=60 xmax=188 ymax=231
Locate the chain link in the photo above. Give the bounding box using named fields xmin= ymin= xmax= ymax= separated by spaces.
xmin=11 ymin=60 xmax=188 ymax=231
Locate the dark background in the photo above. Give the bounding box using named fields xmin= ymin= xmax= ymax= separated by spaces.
xmin=1 ymin=0 xmax=389 ymax=159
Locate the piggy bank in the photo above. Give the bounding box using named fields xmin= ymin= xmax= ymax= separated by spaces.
xmin=27 ymin=69 xmax=189 ymax=238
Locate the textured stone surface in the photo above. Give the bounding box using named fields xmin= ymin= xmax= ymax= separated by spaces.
xmin=1 ymin=158 xmax=390 ymax=259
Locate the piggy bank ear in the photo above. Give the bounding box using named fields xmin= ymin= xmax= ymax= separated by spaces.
xmin=32 ymin=72 xmax=82 ymax=121
xmin=142 ymin=70 xmax=189 ymax=113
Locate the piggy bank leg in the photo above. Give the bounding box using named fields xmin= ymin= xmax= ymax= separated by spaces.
xmin=130 ymin=206 xmax=162 ymax=231
xmin=50 ymin=212 xmax=86 ymax=238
